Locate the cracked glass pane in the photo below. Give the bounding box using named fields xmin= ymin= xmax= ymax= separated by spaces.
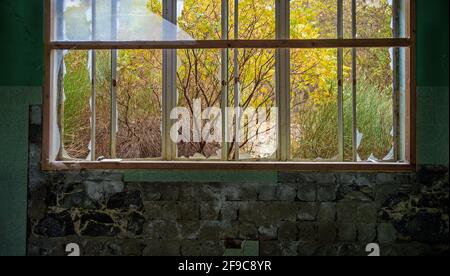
xmin=115 ymin=50 xmax=163 ymax=159
xmin=52 ymin=0 xmax=194 ymax=41
xmin=290 ymin=49 xmax=339 ymax=161
xmin=355 ymin=47 xmax=395 ymax=161
xmin=176 ymin=49 xmax=223 ymax=160
xmin=60 ymin=50 xmax=92 ymax=160
xmin=228 ymin=48 xmax=277 ymax=160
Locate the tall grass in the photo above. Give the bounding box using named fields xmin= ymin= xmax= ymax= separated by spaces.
xmin=63 ymin=51 xmax=91 ymax=159
xmin=291 ymin=77 xmax=393 ymax=161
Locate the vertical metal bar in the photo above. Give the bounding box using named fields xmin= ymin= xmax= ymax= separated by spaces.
xmin=221 ymin=0 xmax=229 ymax=160
xmin=170 ymin=0 xmax=177 ymax=160
xmin=276 ymin=0 xmax=290 ymax=161
xmin=90 ymin=0 xmax=97 ymax=161
xmin=233 ymin=0 xmax=240 ymax=160
xmin=337 ymin=0 xmax=345 ymax=161
xmin=351 ymin=0 xmax=358 ymax=162
xmin=392 ymin=0 xmax=401 ymax=161
xmin=276 ymin=0 xmax=282 ymax=161
xmin=162 ymin=0 xmax=169 ymax=160
xmin=110 ymin=0 xmax=118 ymax=158
xmin=162 ymin=0 xmax=177 ymax=160
xmin=285 ymin=0 xmax=290 ymax=162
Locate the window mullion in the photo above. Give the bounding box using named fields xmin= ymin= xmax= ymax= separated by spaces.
xmin=221 ymin=0 xmax=229 ymax=161
xmin=337 ymin=0 xmax=345 ymax=161
xmin=162 ymin=0 xmax=177 ymax=161
xmin=56 ymin=0 xmax=64 ymax=161
xmin=233 ymin=0 xmax=240 ymax=161
xmin=90 ymin=0 xmax=97 ymax=161
xmin=351 ymin=0 xmax=357 ymax=162
xmin=110 ymin=0 xmax=118 ymax=158
xmin=276 ymin=0 xmax=290 ymax=161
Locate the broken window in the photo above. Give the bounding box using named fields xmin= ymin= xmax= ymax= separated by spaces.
xmin=44 ymin=0 xmax=414 ymax=168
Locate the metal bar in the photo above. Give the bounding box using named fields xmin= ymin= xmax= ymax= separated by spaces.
xmin=90 ymin=0 xmax=97 ymax=161
xmin=162 ymin=0 xmax=170 ymax=160
xmin=110 ymin=0 xmax=118 ymax=158
xmin=49 ymin=38 xmax=413 ymax=50
xmin=233 ymin=0 xmax=240 ymax=160
xmin=162 ymin=0 xmax=177 ymax=160
xmin=221 ymin=0 xmax=229 ymax=161
xmin=276 ymin=0 xmax=282 ymax=161
xmin=392 ymin=0 xmax=401 ymax=161
xmin=337 ymin=0 xmax=344 ymax=161
xmin=351 ymin=0 xmax=358 ymax=162
xmin=276 ymin=0 xmax=290 ymax=161
xmin=169 ymin=0 xmax=177 ymax=160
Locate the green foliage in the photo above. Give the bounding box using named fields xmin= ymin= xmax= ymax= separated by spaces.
xmin=291 ymin=78 xmax=393 ymax=160
xmin=63 ymin=51 xmax=91 ymax=158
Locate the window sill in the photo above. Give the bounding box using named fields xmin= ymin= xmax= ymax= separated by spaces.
xmin=41 ymin=160 xmax=416 ymax=172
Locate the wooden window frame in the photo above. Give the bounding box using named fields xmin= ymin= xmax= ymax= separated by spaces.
xmin=42 ymin=0 xmax=416 ymax=171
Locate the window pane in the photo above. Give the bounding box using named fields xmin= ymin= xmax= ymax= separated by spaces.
xmin=52 ymin=0 xmax=194 ymax=41
xmin=53 ymin=0 xmax=407 ymax=42
xmin=177 ymin=0 xmax=222 ymax=40
xmin=290 ymin=0 xmax=337 ymax=39
xmin=94 ymin=50 xmax=112 ymax=160
xmin=342 ymin=48 xmax=353 ymax=161
xmin=229 ymin=0 xmax=276 ymax=40
xmin=61 ymin=50 xmax=92 ymax=160
xmin=290 ymin=49 xmax=339 ymax=161
xmin=342 ymin=47 xmax=405 ymax=162
xmin=229 ymin=49 xmax=277 ymax=160
xmin=176 ymin=49 xmax=223 ymax=160
xmin=354 ymin=47 xmax=395 ymax=161
xmin=115 ymin=50 xmax=163 ymax=159
xmin=344 ymin=0 xmax=406 ymax=39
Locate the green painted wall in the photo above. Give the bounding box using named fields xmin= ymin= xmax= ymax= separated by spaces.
xmin=416 ymin=0 xmax=449 ymax=87
xmin=0 ymin=87 xmax=41 ymax=256
xmin=0 ymin=0 xmax=44 ymax=256
xmin=416 ymin=0 xmax=449 ymax=165
xmin=0 ymin=0 xmax=449 ymax=255
xmin=0 ymin=0 xmax=44 ymax=86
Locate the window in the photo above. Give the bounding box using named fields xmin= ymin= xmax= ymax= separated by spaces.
xmin=43 ymin=0 xmax=416 ymax=170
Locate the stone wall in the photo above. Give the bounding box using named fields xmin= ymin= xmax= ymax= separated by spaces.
xmin=27 ymin=106 xmax=449 ymax=256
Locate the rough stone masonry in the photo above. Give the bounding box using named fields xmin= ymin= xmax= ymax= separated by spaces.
xmin=27 ymin=106 xmax=449 ymax=256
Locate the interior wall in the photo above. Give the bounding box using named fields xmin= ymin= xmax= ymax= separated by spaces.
xmin=416 ymin=0 xmax=449 ymax=165
xmin=0 ymin=0 xmax=43 ymax=256
xmin=0 ymin=0 xmax=449 ymax=256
